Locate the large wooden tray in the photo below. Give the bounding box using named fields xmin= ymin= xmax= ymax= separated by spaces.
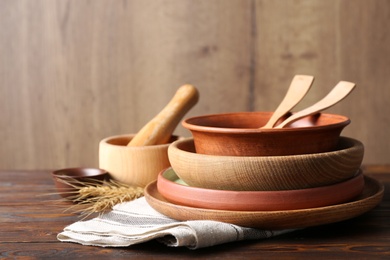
xmin=144 ymin=175 xmax=384 ymax=230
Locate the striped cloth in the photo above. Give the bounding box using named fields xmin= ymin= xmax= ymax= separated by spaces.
xmin=57 ymin=197 xmax=294 ymax=249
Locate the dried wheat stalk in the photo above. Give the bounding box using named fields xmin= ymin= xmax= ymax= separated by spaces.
xmin=54 ymin=177 xmax=144 ymax=218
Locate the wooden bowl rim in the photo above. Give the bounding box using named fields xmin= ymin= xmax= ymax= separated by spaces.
xmin=52 ymin=167 xmax=108 ymax=179
xmin=51 ymin=167 xmax=110 ymax=199
xmin=100 ymin=134 xmax=181 ymax=149
xmin=169 ymin=136 xmax=363 ymax=160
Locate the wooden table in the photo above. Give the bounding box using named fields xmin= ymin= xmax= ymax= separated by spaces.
xmin=1 ymin=165 xmax=389 ymax=259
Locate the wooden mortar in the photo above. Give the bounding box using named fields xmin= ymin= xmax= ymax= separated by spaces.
xmin=99 ymin=84 xmax=199 ymax=187
xmin=99 ymin=134 xmax=179 ymax=187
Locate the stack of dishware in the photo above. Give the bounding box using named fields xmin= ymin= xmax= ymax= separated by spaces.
xmin=161 ymin=111 xmax=365 ymax=211
xmin=145 ymin=75 xmax=383 ymax=229
xmin=143 ymin=78 xmax=384 ymax=230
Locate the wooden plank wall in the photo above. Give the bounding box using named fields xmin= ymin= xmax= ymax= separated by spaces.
xmin=1 ymin=0 xmax=389 ymax=170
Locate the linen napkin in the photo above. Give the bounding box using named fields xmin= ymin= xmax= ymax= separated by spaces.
xmin=57 ymin=197 xmax=295 ymax=249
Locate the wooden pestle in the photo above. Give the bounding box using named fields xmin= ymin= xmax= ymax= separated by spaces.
xmin=127 ymin=84 xmax=199 ymax=146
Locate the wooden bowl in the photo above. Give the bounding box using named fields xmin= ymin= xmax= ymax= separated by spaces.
xmin=168 ymin=137 xmax=364 ymax=191
xmin=182 ymin=112 xmax=350 ymax=156
xmin=99 ymin=134 xmax=179 ymax=187
xmin=51 ymin=167 xmax=109 ymax=199
xmin=157 ymin=168 xmax=364 ymax=211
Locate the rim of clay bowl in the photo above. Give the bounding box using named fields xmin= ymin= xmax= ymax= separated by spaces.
xmin=157 ymin=167 xmax=364 ymax=211
xmin=182 ymin=111 xmax=350 ymax=133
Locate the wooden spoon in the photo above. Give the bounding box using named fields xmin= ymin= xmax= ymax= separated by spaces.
xmin=275 ymin=81 xmax=356 ymax=128
xmin=261 ymin=75 xmax=314 ymax=128
xmin=127 ymin=84 xmax=199 ymax=146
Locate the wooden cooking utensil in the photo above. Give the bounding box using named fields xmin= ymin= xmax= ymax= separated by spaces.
xmin=127 ymin=84 xmax=199 ymax=146
xmin=261 ymin=75 xmax=314 ymax=128
xmin=275 ymin=81 xmax=356 ymax=128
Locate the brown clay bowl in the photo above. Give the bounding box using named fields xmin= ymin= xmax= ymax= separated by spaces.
xmin=168 ymin=137 xmax=364 ymax=191
xmin=182 ymin=112 xmax=350 ymax=156
xmin=157 ymin=167 xmax=364 ymax=211
xmin=51 ymin=167 xmax=109 ymax=199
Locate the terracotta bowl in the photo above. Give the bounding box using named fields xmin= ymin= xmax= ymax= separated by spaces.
xmin=168 ymin=136 xmax=364 ymax=191
xmin=157 ymin=168 xmax=364 ymax=211
xmin=182 ymin=112 xmax=350 ymax=156
xmin=51 ymin=167 xmax=109 ymax=199
xmin=99 ymin=134 xmax=180 ymax=187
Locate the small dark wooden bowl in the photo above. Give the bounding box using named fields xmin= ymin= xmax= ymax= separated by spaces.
xmin=51 ymin=167 xmax=109 ymax=199
xmin=182 ymin=112 xmax=350 ymax=156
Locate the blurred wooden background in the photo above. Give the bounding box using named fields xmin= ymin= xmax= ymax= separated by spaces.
xmin=1 ymin=0 xmax=389 ymax=170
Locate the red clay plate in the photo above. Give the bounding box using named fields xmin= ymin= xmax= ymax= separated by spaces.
xmin=146 ymin=175 xmax=384 ymax=230
xmin=157 ymin=168 xmax=364 ymax=211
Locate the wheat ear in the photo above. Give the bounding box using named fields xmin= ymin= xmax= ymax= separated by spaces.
xmin=53 ymin=177 xmax=144 ymax=218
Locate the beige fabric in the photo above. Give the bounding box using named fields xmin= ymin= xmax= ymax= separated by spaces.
xmin=58 ymin=197 xmax=294 ymax=249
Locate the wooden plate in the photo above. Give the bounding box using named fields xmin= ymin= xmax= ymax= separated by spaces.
xmin=145 ymin=175 xmax=384 ymax=230
xmin=157 ymin=168 xmax=365 ymax=211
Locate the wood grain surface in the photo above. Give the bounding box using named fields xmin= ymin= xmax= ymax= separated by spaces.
xmin=0 ymin=166 xmax=389 ymax=258
xmin=168 ymin=137 xmax=364 ymax=191
xmin=0 ymin=0 xmax=389 ymax=169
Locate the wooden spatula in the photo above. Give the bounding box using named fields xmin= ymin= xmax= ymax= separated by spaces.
xmin=261 ymin=75 xmax=314 ymax=128
xmin=275 ymin=81 xmax=356 ymax=128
